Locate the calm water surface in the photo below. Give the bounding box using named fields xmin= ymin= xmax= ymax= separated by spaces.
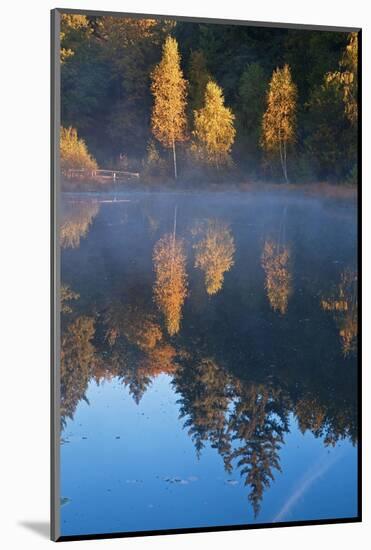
xmin=59 ymin=191 xmax=358 ymax=536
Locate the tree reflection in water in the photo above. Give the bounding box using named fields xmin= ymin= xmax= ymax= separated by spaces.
xmin=193 ymin=219 xmax=235 ymax=295
xmin=102 ymin=301 xmax=181 ymax=403
xmin=153 ymin=232 xmax=188 ymax=336
xmin=60 ymin=286 xmax=97 ymax=429
xmin=60 ymin=200 xmax=357 ymax=519
xmin=173 ymin=355 xmax=289 ymax=517
xmin=321 ymin=268 xmax=358 ymax=356
xmin=173 ymin=356 xmax=234 ymax=461
xmin=60 ymin=200 xmax=99 ymax=249
xmin=261 ymin=239 xmax=291 ymax=314
xmin=60 ymin=276 xmax=357 ymax=515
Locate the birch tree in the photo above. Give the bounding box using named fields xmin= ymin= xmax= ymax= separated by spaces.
xmin=193 ymin=81 xmax=236 ymax=169
xmin=261 ymin=65 xmax=297 ymax=183
xmin=151 ymin=36 xmax=187 ymax=179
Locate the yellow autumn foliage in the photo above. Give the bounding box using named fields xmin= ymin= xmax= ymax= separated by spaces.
xmin=60 ymin=126 xmax=98 ymax=174
xmin=123 ymin=307 xmax=163 ymax=352
xmin=326 ymin=33 xmax=358 ymax=125
xmin=193 ymin=81 xmax=236 ymax=168
xmin=261 ymin=65 xmax=297 ymax=182
xmin=60 ymin=14 xmax=91 ymax=62
xmin=153 ymin=233 xmax=188 ymax=336
xmin=321 ymin=269 xmax=357 ymax=356
xmin=262 ymin=65 xmax=297 ymax=152
xmin=60 ymin=201 xmax=99 ymax=249
xmin=137 ymin=343 xmax=179 ymax=377
xmin=194 ymin=220 xmax=235 ymax=295
xmin=261 ymin=240 xmax=291 ymax=314
xmin=151 ymin=36 xmax=187 ymax=177
xmin=104 ymin=301 xmax=179 ymax=377
xmin=60 ymin=285 xmax=79 ymax=314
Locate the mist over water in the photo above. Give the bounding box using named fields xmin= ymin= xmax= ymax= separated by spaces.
xmin=60 ymin=190 xmax=357 ymax=536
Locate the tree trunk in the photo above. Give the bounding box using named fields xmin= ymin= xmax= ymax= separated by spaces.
xmin=283 ymin=140 xmax=289 ymax=183
xmin=172 ymin=139 xmax=177 ymax=180
xmin=170 ymin=205 xmax=177 ymax=281
xmin=279 ymin=140 xmax=289 ymax=183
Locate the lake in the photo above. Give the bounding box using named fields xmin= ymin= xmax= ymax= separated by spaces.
xmin=59 ymin=190 xmax=358 ymax=537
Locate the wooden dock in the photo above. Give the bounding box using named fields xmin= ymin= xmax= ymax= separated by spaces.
xmin=65 ymin=168 xmax=140 ymax=182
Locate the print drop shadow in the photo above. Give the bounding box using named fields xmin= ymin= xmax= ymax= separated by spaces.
xmin=18 ymin=521 xmax=49 ymax=539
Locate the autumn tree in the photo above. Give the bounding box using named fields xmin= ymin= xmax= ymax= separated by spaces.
xmin=193 ymin=219 xmax=235 ymax=295
xmin=60 ymin=126 xmax=98 ymax=175
xmin=327 ymin=33 xmax=358 ymax=125
xmin=261 ymin=65 xmax=297 ymax=183
xmin=193 ymin=81 xmax=236 ymax=169
xmin=60 ymin=17 xmax=356 ymax=184
xmin=151 ymin=36 xmax=188 ymax=179
xmin=60 ymin=14 xmax=92 ymax=63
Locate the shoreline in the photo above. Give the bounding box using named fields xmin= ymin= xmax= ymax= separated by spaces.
xmin=61 ymin=181 xmax=357 ymax=202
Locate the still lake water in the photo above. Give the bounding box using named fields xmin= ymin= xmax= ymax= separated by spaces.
xmin=59 ymin=191 xmax=358 ymax=536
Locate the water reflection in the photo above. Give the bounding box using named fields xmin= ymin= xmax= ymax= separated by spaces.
xmin=103 ymin=300 xmax=180 ymax=402
xmin=321 ymin=269 xmax=358 ymax=356
xmin=60 ymin=193 xmax=358 ymax=521
xmin=193 ymin=219 xmax=235 ymax=295
xmin=153 ymin=231 xmax=188 ymax=336
xmin=60 ymin=284 xmax=79 ymax=313
xmin=174 ymin=356 xmax=233 ymax=460
xmin=60 ymin=287 xmax=97 ymax=428
xmin=227 ymin=381 xmax=288 ymax=518
xmin=60 ymin=289 xmax=357 ymax=514
xmin=173 ymin=356 xmax=287 ymax=517
xmin=261 ymin=240 xmax=291 ymax=314
xmin=60 ymin=200 xmax=99 ymax=249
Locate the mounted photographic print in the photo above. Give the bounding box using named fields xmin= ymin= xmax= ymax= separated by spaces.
xmin=51 ymin=8 xmax=361 ymax=541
